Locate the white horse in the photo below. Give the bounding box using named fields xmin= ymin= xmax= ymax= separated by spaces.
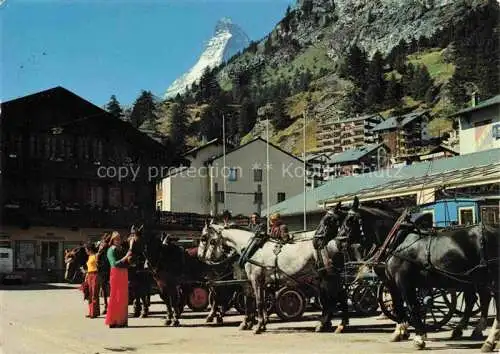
xmin=200 ymin=208 xmax=349 ymax=334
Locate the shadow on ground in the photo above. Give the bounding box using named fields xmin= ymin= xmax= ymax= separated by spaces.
xmin=0 ymin=282 xmax=78 ymax=291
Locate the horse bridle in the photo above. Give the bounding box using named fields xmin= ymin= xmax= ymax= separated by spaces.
xmin=201 ymin=225 xmax=235 ymax=265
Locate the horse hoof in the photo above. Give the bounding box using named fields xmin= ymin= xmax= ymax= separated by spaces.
xmin=390 ymin=334 xmax=402 ymax=342
xmin=140 ymin=313 xmax=148 ymax=319
xmin=165 ymin=320 xmax=172 ymax=326
xmin=480 ymin=342 xmax=495 ymax=353
xmin=254 ymin=327 xmax=263 ymax=334
xmin=205 ymin=317 xmax=214 ymax=323
xmin=334 ymin=325 xmax=345 ymax=334
xmin=216 ymin=317 xmax=223 ymax=325
xmin=471 ymin=330 xmax=485 ymax=340
xmin=402 ymin=332 xmax=410 ymax=340
xmin=172 ymin=320 xmax=180 ymax=327
xmin=238 ymin=322 xmax=249 ymax=331
xmin=450 ymin=328 xmax=463 ymax=340
xmin=413 ymin=339 xmax=426 ymax=350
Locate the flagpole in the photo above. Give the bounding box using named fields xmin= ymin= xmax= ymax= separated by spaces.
xmin=222 ymin=113 xmax=227 ymax=211
xmin=266 ymin=118 xmax=270 ymax=233
xmin=303 ymin=111 xmax=307 ymax=231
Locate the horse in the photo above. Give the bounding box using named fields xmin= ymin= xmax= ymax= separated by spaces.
xmin=337 ymin=199 xmax=500 ymax=351
xmin=125 ymin=225 xmax=153 ymax=318
xmin=197 ymin=227 xmax=252 ymax=325
xmin=138 ymin=226 xmax=238 ymax=326
xmin=64 ymin=237 xmax=111 ymax=314
xmin=200 ymin=205 xmax=353 ymax=335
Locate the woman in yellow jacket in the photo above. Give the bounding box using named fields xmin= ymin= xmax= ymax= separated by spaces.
xmin=84 ymin=243 xmax=100 ymax=318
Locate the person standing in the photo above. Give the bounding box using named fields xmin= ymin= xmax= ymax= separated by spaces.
xmin=84 ymin=243 xmax=100 ymax=318
xmin=105 ymin=232 xmax=129 ymax=328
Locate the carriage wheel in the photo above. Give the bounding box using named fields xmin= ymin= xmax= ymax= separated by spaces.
xmin=186 ymin=286 xmax=209 ymax=312
xmin=455 ymin=291 xmax=481 ymax=317
xmin=352 ymin=284 xmax=379 ymax=316
xmin=377 ymin=285 xmax=457 ymax=331
xmin=233 ymin=290 xmax=247 ymax=315
xmin=418 ymin=288 xmax=457 ymax=331
xmin=377 ymin=284 xmax=397 ymax=321
xmin=265 ymin=292 xmax=275 ymax=315
xmin=275 ymin=287 xmax=306 ymax=321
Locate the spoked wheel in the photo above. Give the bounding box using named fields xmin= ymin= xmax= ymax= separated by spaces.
xmin=186 ymin=286 xmax=210 ymax=312
xmin=352 ymin=284 xmax=379 ymax=316
xmin=455 ymin=291 xmax=481 ymax=317
xmin=377 ymin=283 xmax=397 ymax=321
xmin=233 ymin=289 xmax=246 ymax=315
xmin=275 ymin=287 xmax=306 ymax=321
xmin=418 ymin=288 xmax=457 ymax=331
xmin=377 ymin=285 xmax=457 ymax=331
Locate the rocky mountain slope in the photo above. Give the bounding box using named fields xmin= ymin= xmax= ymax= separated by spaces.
xmin=159 ymin=0 xmax=498 ymax=155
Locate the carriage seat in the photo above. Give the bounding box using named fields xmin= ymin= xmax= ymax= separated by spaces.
xmin=399 ymin=212 xmax=435 ymax=235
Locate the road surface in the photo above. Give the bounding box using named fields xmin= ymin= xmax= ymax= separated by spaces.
xmin=0 ymin=283 xmax=492 ymax=354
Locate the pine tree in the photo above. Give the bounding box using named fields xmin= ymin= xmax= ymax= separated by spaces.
xmin=339 ymin=45 xmax=368 ymax=89
xmin=411 ymin=65 xmax=433 ymax=101
xmin=264 ymin=36 xmax=273 ymax=55
xmin=130 ymin=90 xmax=158 ymax=129
xmin=385 ymin=73 xmax=403 ymax=106
xmin=238 ymin=98 xmax=257 ymax=137
xmin=169 ymin=100 xmax=188 ymax=154
xmin=449 ymin=0 xmax=500 ymax=106
xmin=271 ymin=96 xmax=290 ymax=130
xmin=365 ymin=51 xmax=386 ymax=108
xmin=302 ymin=0 xmax=313 ymax=17
xmin=401 ymin=63 xmax=416 ymax=97
xmin=340 ymin=86 xmax=365 ymax=117
xmin=105 ymin=95 xmax=123 ymax=120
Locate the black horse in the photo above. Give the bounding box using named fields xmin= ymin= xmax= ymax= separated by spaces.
xmin=338 ymin=198 xmax=500 ymax=351
xmin=64 ymin=241 xmax=110 ymax=313
xmin=139 ymin=226 xmax=239 ymax=326
xmin=313 ymin=199 xmax=401 ymax=332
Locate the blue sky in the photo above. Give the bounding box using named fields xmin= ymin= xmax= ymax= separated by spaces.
xmin=2 ymin=0 xmax=291 ymax=107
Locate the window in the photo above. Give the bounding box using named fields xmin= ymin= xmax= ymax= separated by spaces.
xmin=253 ymin=169 xmax=263 ymax=182
xmin=228 ymin=168 xmax=238 ymax=182
xmin=459 ymin=207 xmax=475 ymax=225
xmin=254 ymin=184 xmax=262 ymax=204
xmin=481 ymin=206 xmax=499 ymax=225
xmin=216 ymin=191 xmax=225 ymax=203
xmin=277 ymin=192 xmax=286 ymax=203
xmin=156 ymin=201 xmax=162 ymax=211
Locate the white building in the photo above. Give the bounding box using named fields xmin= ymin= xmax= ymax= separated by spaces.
xmin=157 ymin=137 xmax=305 ymax=217
xmin=451 ymin=95 xmax=500 ymax=155
xmin=156 ymin=139 xmax=223 ymax=214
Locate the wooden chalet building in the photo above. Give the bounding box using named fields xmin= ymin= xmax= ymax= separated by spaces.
xmin=0 ymin=87 xmax=183 ymax=281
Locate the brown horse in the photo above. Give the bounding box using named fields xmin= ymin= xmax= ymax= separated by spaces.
xmin=64 ymin=233 xmax=112 ymax=313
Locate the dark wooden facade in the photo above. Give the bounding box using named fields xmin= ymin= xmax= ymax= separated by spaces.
xmin=1 ymin=87 xmax=177 ymax=230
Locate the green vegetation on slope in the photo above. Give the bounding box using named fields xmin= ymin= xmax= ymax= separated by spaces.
xmin=408 ymin=48 xmax=455 ymax=84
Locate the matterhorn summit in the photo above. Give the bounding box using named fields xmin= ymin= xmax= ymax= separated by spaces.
xmin=164 ymin=17 xmax=250 ymax=99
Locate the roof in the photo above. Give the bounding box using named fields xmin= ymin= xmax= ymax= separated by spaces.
xmin=1 ymin=86 xmax=171 ymax=156
xmin=208 ymin=137 xmax=303 ymax=164
xmin=449 ymin=95 xmax=500 ymax=117
xmin=265 ymin=148 xmax=500 ymax=216
xmin=183 ymin=138 xmax=220 ymax=156
xmin=327 ymin=143 xmax=386 ymax=164
xmin=372 ymin=111 xmax=428 ymax=132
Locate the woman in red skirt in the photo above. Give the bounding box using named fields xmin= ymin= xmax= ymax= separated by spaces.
xmin=84 ymin=243 xmax=100 ymax=318
xmin=105 ymin=232 xmax=129 ymax=328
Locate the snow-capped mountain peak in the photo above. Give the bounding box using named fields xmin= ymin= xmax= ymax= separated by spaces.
xmin=164 ymin=18 xmax=250 ymax=99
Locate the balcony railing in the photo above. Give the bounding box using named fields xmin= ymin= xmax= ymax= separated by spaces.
xmin=2 ymin=205 xmax=250 ymax=231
